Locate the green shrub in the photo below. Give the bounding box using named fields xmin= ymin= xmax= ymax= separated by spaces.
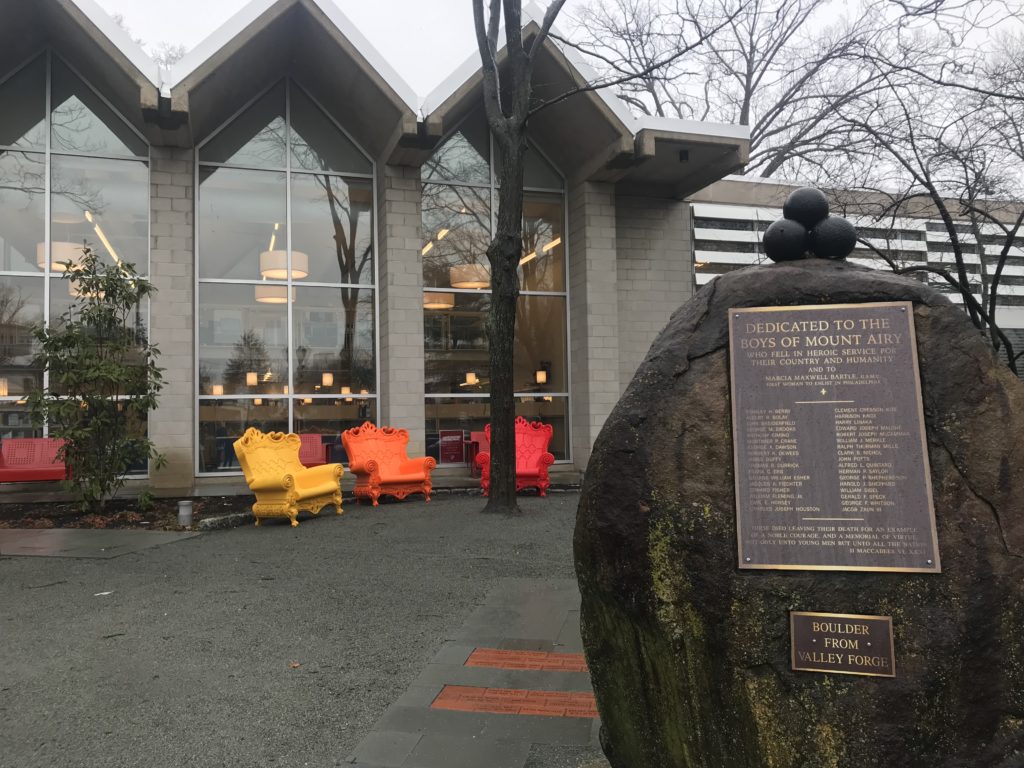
xmin=28 ymin=247 xmax=165 ymax=513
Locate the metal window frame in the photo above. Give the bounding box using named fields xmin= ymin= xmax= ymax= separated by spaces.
xmin=194 ymin=76 xmax=380 ymax=478
xmin=0 ymin=49 xmax=152 ymax=477
xmin=421 ymin=121 xmax=572 ymax=467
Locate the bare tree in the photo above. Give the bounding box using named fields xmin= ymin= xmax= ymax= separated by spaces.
xmin=826 ymin=24 xmax=1024 ymax=373
xmin=472 ymin=0 xmax=730 ymax=513
xmin=566 ymin=0 xmax=889 ymax=177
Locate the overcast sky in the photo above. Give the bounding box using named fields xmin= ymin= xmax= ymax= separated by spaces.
xmin=94 ymin=0 xmax=585 ymax=97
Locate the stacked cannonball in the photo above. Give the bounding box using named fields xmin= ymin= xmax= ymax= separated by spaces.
xmin=762 ymin=187 xmax=858 ymax=263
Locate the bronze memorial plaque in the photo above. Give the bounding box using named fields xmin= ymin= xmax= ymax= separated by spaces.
xmin=729 ymin=301 xmax=939 ymax=572
xmin=791 ymin=612 xmax=895 ymax=677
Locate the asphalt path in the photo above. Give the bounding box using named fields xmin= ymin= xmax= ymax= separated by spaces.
xmin=0 ymin=493 xmax=582 ymax=768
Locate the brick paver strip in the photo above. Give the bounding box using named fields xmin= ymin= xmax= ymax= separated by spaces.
xmin=464 ymin=648 xmax=589 ymax=673
xmin=431 ymin=685 xmax=599 ymax=718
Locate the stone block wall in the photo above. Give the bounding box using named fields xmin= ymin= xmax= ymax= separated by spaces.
xmin=568 ymin=180 xmax=619 ymax=468
xmin=147 ymin=147 xmax=195 ymax=494
xmin=615 ymin=196 xmax=693 ymax=391
xmin=376 ymin=163 xmax=427 ymax=455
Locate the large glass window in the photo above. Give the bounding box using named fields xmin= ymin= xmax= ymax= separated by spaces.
xmin=0 ymin=52 xmax=149 ymax=444
xmin=197 ymin=79 xmax=376 ymax=473
xmin=422 ymin=115 xmax=569 ymax=464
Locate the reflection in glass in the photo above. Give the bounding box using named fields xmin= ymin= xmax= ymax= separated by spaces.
xmin=520 ymin=193 xmax=565 ymax=291
xmin=0 ymin=151 xmax=45 ymax=271
xmin=198 ymin=284 xmax=288 ymax=395
xmin=422 ymin=112 xmax=490 ymax=185
xmin=291 ymin=174 xmax=373 ymax=284
xmin=0 ymin=276 xmax=43 ymax=395
xmin=424 ymin=294 xmax=567 ymax=394
xmin=421 ymin=184 xmax=491 ymax=288
xmin=51 ymin=57 xmax=147 ymax=158
xmin=495 ymin=141 xmax=564 ymax=190
xmin=198 ymin=167 xmax=287 ymax=280
xmin=0 ymin=401 xmax=42 ymax=439
xmin=0 ymin=56 xmax=46 ymax=150
xmin=50 ymin=156 xmax=149 ymax=270
xmin=198 ymin=82 xmax=286 ymax=168
xmin=293 ymin=286 xmax=375 ymax=394
xmin=290 ymin=85 xmax=372 ymax=175
xmin=294 ymin=398 xmax=377 ymax=463
xmin=423 ymin=395 xmax=568 ymax=463
xmin=198 ymin=398 xmax=288 ymax=472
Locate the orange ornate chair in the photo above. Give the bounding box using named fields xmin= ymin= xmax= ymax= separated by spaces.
xmin=475 ymin=417 xmax=555 ymax=497
xmin=233 ymin=428 xmax=343 ymax=527
xmin=341 ymin=421 xmax=437 ymax=506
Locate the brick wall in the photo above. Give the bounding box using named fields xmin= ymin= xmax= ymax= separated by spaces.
xmin=615 ymin=196 xmax=693 ymax=391
xmin=376 ymin=163 xmax=427 ymax=454
xmin=147 ymin=147 xmax=195 ymax=493
xmin=568 ymin=180 xmax=619 ymax=468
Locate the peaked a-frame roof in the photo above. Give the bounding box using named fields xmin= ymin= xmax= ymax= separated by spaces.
xmin=418 ymin=3 xmax=750 ymax=199
xmin=166 ymin=0 xmax=419 ymax=160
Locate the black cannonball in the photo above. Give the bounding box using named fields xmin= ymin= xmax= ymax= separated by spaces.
xmin=763 ymin=218 xmax=809 ymax=262
xmin=809 ymin=216 xmax=857 ymax=260
xmin=782 ymin=187 xmax=830 ymax=229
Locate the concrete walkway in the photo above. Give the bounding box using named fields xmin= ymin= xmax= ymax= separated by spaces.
xmin=0 ymin=493 xmax=606 ymax=768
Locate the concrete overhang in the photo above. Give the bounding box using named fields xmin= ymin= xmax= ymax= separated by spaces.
xmin=616 ymin=116 xmax=751 ymax=199
xmin=418 ymin=7 xmax=749 ymax=197
xmin=0 ymin=0 xmax=160 ymax=140
xmin=165 ymin=0 xmax=419 ymax=160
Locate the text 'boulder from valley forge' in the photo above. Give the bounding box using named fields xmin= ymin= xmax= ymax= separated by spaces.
xmin=574 ymin=188 xmax=1024 ymax=768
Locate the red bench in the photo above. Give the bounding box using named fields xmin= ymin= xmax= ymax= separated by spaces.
xmin=476 ymin=417 xmax=555 ymax=497
xmin=0 ymin=438 xmax=68 ymax=483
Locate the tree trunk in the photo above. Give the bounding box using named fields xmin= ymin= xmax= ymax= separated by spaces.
xmin=483 ymin=124 xmax=527 ymax=514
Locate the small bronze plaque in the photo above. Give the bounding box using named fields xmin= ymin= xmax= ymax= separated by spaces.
xmin=791 ymin=612 xmax=895 ymax=677
xmin=729 ymin=301 xmax=940 ymax=572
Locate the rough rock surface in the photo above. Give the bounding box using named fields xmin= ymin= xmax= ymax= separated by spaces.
xmin=575 ymin=259 xmax=1024 ymax=768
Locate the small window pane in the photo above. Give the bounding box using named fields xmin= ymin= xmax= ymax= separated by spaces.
xmin=294 ymin=397 xmax=377 ymax=463
xmin=0 ymin=400 xmax=41 ymax=439
xmin=51 ymin=57 xmax=146 ymax=157
xmin=198 ymin=82 xmax=286 ymax=168
xmin=293 ymin=286 xmax=375 ymax=394
xmin=290 ymin=86 xmax=371 ymax=175
xmin=291 ymin=174 xmax=373 ymax=284
xmin=198 ymin=284 xmax=289 ymax=396
xmin=516 ymin=395 xmax=568 ymax=460
xmin=495 ymin=141 xmax=563 ymax=190
xmin=424 ymin=294 xmax=567 ymax=395
xmin=515 ymin=295 xmax=567 ymax=392
xmin=198 ymin=398 xmax=288 ymax=472
xmin=424 ymin=397 xmax=489 ymax=464
xmin=423 ymin=395 xmax=568 ymax=464
xmin=421 ymin=183 xmax=491 ymax=289
xmin=0 ymin=275 xmax=44 ymax=395
xmin=424 ymin=292 xmax=489 ymax=394
xmin=423 ymin=113 xmax=490 ymax=185
xmin=50 ymin=156 xmax=149 ymax=272
xmin=198 ymin=167 xmax=287 ymax=280
xmin=0 ymin=151 xmax=45 ymax=271
xmin=520 ymin=193 xmax=565 ymax=291
xmin=0 ymin=57 xmax=46 ymax=150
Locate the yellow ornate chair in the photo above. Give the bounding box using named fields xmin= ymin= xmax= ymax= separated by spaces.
xmin=233 ymin=428 xmax=344 ymax=527
xmin=341 ymin=421 xmax=437 ymax=506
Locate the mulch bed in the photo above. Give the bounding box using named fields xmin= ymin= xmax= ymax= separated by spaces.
xmin=0 ymin=495 xmax=252 ymax=531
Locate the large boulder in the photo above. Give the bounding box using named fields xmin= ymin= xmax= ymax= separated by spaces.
xmin=575 ymin=259 xmax=1024 ymax=768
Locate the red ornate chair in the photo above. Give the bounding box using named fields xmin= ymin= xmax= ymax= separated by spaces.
xmin=341 ymin=422 xmax=437 ymax=506
xmin=475 ymin=417 xmax=555 ymax=497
